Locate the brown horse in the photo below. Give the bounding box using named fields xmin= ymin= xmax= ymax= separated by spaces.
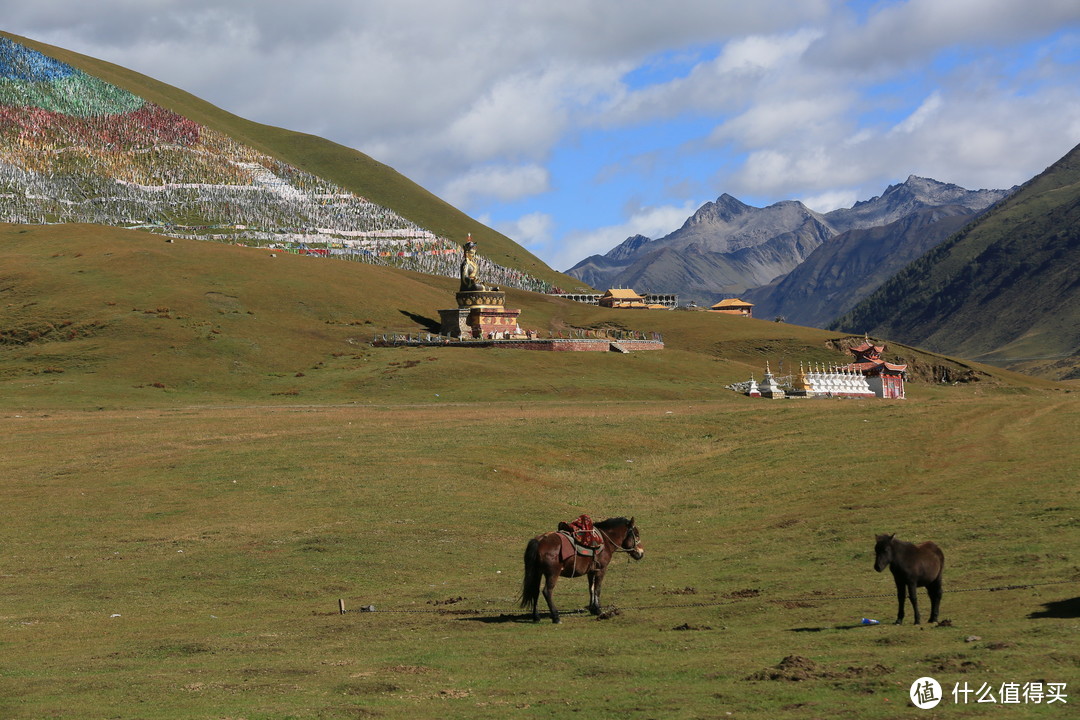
xmin=874 ymin=533 xmax=944 ymax=625
xmin=520 ymin=517 xmax=644 ymax=623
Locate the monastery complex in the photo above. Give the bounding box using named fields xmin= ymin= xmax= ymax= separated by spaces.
xmin=739 ymin=339 xmax=907 ymax=400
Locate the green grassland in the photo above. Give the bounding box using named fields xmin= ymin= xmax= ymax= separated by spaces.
xmin=2 ymin=224 xmax=1078 ymax=718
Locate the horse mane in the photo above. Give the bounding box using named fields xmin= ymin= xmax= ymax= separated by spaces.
xmin=595 ymin=516 xmax=632 ymax=530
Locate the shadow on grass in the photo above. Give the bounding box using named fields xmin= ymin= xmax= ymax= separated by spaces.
xmin=400 ymin=310 xmax=440 ymax=333
xmin=457 ymin=613 xmax=544 ymax=624
xmin=457 ymin=609 xmax=594 ymax=624
xmin=1029 ymin=596 xmax=1080 ymax=619
xmin=789 ymin=625 xmax=867 ymax=632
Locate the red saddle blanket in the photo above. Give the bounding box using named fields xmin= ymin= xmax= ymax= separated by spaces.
xmin=557 ymin=514 xmax=603 ymax=554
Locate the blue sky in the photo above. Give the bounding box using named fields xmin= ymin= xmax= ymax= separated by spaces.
xmin=3 ymin=0 xmax=1080 ymax=270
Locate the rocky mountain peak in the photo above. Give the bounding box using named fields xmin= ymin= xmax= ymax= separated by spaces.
xmin=684 ymin=193 xmax=752 ymax=227
xmin=827 ymin=176 xmax=1009 ymax=233
xmin=608 ymin=234 xmax=654 ymax=261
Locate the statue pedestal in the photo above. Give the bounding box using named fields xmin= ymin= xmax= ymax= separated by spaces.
xmin=456 ymin=290 xmax=505 ymax=308
xmin=439 ymin=308 xmax=472 ymax=337
xmin=440 ymin=291 xmax=525 ymax=338
xmin=468 ymin=307 xmax=523 ymax=339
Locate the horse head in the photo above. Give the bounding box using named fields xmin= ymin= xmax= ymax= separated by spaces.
xmin=623 ymin=517 xmax=645 ymax=560
xmin=873 ymin=533 xmax=896 ymax=572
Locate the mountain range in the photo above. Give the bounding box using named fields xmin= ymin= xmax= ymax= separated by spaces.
xmin=566 ymin=177 xmax=1011 ymax=311
xmin=831 ymin=142 xmax=1080 ymax=380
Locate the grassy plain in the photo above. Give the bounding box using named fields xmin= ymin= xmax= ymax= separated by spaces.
xmin=2 ymin=388 xmax=1078 ymax=719
xmin=2 ymin=224 xmax=1078 ymax=718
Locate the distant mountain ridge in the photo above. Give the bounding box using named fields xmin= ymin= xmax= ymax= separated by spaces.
xmin=745 ymin=205 xmax=979 ymax=326
xmin=567 ymin=177 xmax=1010 ymax=307
xmin=830 ymin=142 xmax=1080 ymax=380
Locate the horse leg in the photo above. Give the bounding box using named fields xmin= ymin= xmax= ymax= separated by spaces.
xmin=542 ymin=569 xmax=561 ymax=624
xmin=586 ymin=569 xmax=605 ymax=615
xmin=893 ymin=577 xmax=907 ymax=624
xmin=927 ymin=577 xmax=943 ymax=624
xmin=908 ymin=581 xmax=922 ymax=625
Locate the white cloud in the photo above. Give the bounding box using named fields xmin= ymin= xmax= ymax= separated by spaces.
xmin=809 ymin=0 xmax=1080 ymax=70
xmin=890 ymin=91 xmax=943 ymax=134
xmin=710 ymin=94 xmax=851 ymax=147
xmin=442 ymin=164 xmax=551 ymax=208
xmin=548 ymin=201 xmax=700 ymax=271
xmin=3 ymin=0 xmax=1079 ymax=271
xmin=799 ymin=189 xmax=859 ymax=214
xmin=489 ymin=211 xmax=556 ymax=256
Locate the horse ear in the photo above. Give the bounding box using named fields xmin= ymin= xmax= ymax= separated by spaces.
xmin=629 ymin=516 xmax=635 ymax=526
xmin=889 ymin=533 xmax=896 ymax=540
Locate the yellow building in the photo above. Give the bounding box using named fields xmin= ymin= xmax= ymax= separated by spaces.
xmin=599 ymin=288 xmax=649 ymax=309
xmin=709 ymin=298 xmax=754 ymax=317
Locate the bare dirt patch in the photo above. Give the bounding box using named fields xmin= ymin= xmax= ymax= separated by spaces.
xmin=746 ymin=655 xmax=894 ymax=682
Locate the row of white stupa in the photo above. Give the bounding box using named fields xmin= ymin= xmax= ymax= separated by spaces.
xmin=747 ymin=361 xmax=875 ymax=398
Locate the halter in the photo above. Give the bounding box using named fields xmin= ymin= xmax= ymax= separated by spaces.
xmin=599 ymin=524 xmax=639 ymax=554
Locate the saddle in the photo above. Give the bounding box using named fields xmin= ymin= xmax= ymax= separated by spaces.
xmin=556 ymin=514 xmax=603 ymax=562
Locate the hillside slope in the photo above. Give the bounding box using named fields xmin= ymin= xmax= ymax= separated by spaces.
xmin=0 ymin=31 xmax=582 ymax=292
xmin=3 ymin=223 xmax=1044 ymax=408
xmin=745 ymin=206 xmax=979 ymax=326
xmin=830 ymin=142 xmax=1080 ymax=379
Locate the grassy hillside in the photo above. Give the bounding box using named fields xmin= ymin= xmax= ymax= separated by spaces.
xmin=3 ymin=223 xmax=1050 ymax=410
xmin=831 ymin=143 xmax=1080 ymax=379
xmin=0 ymin=30 xmax=581 ymax=292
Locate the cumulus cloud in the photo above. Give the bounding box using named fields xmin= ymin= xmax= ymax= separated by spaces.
xmin=488 ymin=211 xmax=556 ymax=258
xmin=442 ymin=164 xmax=551 ymax=208
xmin=547 ymin=201 xmax=700 ymax=271
xmin=809 ymin=0 xmax=1080 ymax=70
xmin=3 ymin=0 xmax=1079 ymax=268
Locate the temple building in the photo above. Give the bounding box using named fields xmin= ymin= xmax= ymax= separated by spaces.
xmin=736 ymin=338 xmax=907 ymax=400
xmin=709 ymin=298 xmax=754 ymax=317
xmin=598 ymin=288 xmax=649 ymax=309
xmin=842 ymin=340 xmax=907 ymax=399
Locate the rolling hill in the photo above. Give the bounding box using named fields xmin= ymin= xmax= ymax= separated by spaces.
xmin=0 ymin=32 xmax=1060 ymax=404
xmin=1 ymin=221 xmax=1052 ymax=411
xmin=0 ymin=31 xmax=584 ymax=294
xmin=830 ymin=142 xmax=1080 ymax=380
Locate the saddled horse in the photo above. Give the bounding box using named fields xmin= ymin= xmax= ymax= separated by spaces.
xmin=520 ymin=517 xmax=644 ymax=623
xmin=874 ymin=533 xmax=944 ymax=625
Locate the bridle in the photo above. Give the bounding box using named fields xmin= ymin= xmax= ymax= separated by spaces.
xmin=599 ymin=523 xmax=640 ymax=555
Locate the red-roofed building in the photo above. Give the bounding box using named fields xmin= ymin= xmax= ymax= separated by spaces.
xmin=842 ymin=340 xmax=906 ymax=399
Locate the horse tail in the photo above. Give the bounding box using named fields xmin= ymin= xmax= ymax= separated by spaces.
xmin=520 ymin=537 xmax=542 ymax=610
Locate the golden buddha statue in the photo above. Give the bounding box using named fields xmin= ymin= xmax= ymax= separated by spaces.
xmin=459 ymin=239 xmax=500 ymax=293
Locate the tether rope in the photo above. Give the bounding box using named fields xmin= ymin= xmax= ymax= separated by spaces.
xmin=340 ymin=578 xmax=1078 ymax=616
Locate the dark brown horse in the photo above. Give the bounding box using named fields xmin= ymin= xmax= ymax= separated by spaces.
xmin=874 ymin=533 xmax=944 ymax=625
xmin=520 ymin=517 xmax=644 ymax=623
